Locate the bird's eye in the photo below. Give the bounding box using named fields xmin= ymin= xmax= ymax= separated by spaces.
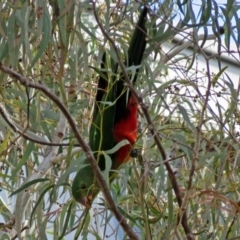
xmin=81 ymin=184 xmax=87 ymax=190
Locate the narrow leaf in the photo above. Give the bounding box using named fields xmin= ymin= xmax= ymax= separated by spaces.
xmin=177 ymin=104 xmax=196 ymax=132
xmin=0 ymin=129 xmax=10 ymax=155
xmin=212 ymin=66 xmax=228 ymax=87
xmin=58 ymin=201 xmax=73 ymax=239
xmin=30 ymin=11 xmax=51 ymax=68
xmin=9 ymin=178 xmax=50 ymax=197
xmin=30 ymin=184 xmax=54 ymax=225
xmin=13 ymin=141 xmax=34 ymax=175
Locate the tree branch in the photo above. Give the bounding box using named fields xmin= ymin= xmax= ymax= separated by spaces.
xmin=91 ymin=3 xmax=194 ymax=239
xmin=0 ymin=63 xmax=139 ymax=240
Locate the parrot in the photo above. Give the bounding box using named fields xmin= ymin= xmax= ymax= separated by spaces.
xmin=72 ymin=6 xmax=148 ymax=207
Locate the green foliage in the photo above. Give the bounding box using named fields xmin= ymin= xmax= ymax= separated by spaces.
xmin=0 ymin=0 xmax=240 ymax=239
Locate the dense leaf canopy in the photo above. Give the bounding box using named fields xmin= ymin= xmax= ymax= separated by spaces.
xmin=0 ymin=0 xmax=240 ymax=239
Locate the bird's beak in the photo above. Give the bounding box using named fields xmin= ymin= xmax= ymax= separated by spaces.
xmin=80 ymin=195 xmax=93 ymax=208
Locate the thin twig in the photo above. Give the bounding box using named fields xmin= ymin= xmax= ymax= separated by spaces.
xmin=11 ymin=226 xmax=29 ymax=240
xmin=0 ymin=101 xmax=80 ymax=147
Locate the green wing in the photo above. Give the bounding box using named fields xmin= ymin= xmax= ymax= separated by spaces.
xmin=89 ymin=53 xmax=117 ymax=169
